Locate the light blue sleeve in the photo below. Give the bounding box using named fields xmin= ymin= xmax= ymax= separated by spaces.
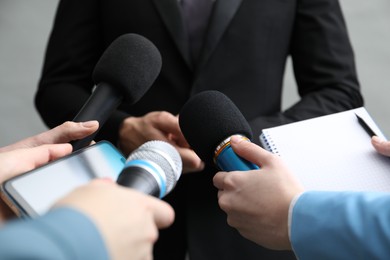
xmin=290 ymin=191 xmax=390 ymax=259
xmin=0 ymin=207 xmax=109 ymax=260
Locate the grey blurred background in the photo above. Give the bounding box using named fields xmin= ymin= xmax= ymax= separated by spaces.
xmin=0 ymin=0 xmax=389 ymax=147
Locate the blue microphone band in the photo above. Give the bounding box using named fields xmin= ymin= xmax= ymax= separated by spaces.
xmin=214 ymin=136 xmax=260 ymax=171
xmin=124 ymin=159 xmax=167 ymax=198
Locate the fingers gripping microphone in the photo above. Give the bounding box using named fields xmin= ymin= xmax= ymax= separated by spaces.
xmin=117 ymin=141 xmax=182 ymax=198
xmin=71 ymin=33 xmax=162 ymax=151
xmin=179 ymin=90 xmax=259 ymax=171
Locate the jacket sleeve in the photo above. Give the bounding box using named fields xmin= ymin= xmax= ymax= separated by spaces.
xmin=35 ymin=0 xmax=129 ymax=144
xmin=250 ymin=0 xmax=363 ymax=141
xmin=290 ymin=191 xmax=390 ymax=259
xmin=0 ymin=207 xmax=109 ymax=260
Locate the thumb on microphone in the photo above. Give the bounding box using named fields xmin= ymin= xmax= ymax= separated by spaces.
xmin=229 ymin=135 xmax=263 ymax=168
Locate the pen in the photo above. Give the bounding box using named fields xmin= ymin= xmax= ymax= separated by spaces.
xmin=355 ymin=113 xmax=377 ymax=137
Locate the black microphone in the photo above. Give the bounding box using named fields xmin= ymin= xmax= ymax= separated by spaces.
xmin=179 ymin=90 xmax=259 ymax=171
xmin=117 ymin=140 xmax=182 ymax=198
xmin=71 ymin=33 xmax=162 ymax=151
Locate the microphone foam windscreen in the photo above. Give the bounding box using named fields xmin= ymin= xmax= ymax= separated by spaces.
xmin=127 ymin=140 xmax=182 ymax=194
xmin=179 ymin=90 xmax=253 ymax=166
xmin=92 ymin=33 xmax=162 ymax=104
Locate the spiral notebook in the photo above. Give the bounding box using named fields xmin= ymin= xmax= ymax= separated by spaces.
xmin=259 ymin=107 xmax=390 ymax=192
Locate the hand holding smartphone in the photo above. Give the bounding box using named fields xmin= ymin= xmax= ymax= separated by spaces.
xmin=0 ymin=141 xmax=125 ymax=218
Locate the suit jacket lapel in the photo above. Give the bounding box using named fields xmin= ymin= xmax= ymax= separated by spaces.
xmin=197 ymin=0 xmax=243 ymax=71
xmin=152 ymin=0 xmax=192 ymax=68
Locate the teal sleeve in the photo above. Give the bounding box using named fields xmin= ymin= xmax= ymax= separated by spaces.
xmin=290 ymin=191 xmax=390 ymax=259
xmin=0 ymin=207 xmax=109 ymax=260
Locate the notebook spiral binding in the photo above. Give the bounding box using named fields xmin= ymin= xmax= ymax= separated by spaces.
xmin=259 ymin=131 xmax=280 ymax=156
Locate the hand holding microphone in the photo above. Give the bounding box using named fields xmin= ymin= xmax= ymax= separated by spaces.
xmin=179 ymin=90 xmax=259 ymax=171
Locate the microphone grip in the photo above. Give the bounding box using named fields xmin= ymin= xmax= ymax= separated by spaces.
xmin=70 ymin=82 xmax=123 ymax=151
xmin=117 ymin=166 xmax=160 ymax=197
xmin=215 ymin=145 xmax=259 ymax=171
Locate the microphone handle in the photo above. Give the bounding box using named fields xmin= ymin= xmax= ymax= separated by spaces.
xmin=215 ymin=144 xmax=259 ymax=171
xmin=70 ymin=82 xmax=122 ymax=151
xmin=117 ymin=166 xmax=160 ymax=197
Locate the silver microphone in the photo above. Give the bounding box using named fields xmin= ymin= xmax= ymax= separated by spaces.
xmin=117 ymin=140 xmax=182 ymax=198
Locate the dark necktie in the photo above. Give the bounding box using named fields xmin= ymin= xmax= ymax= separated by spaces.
xmin=181 ymin=0 xmax=215 ymax=64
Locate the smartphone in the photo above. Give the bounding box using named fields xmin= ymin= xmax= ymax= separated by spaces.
xmin=1 ymin=141 xmax=126 ymax=218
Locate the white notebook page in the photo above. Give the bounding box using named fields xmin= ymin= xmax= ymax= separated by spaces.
xmin=260 ymin=107 xmax=390 ymax=192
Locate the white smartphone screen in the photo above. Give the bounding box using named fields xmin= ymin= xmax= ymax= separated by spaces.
xmin=1 ymin=141 xmax=126 ymax=217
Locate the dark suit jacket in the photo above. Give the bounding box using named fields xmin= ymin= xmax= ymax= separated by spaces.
xmin=36 ymin=0 xmax=363 ymax=259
